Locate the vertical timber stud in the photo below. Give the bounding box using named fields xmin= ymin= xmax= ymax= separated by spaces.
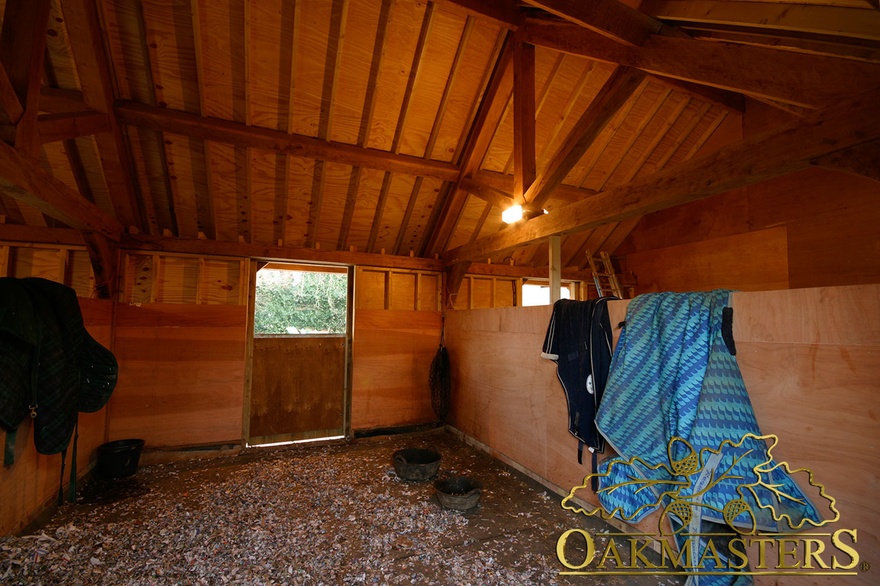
xmin=549 ymin=235 xmax=561 ymax=304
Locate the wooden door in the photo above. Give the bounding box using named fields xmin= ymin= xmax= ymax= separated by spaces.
xmin=246 ymin=262 xmax=351 ymax=445
xmin=249 ymin=335 xmax=346 ymax=444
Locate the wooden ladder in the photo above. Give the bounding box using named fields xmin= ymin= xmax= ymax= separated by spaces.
xmin=586 ymin=250 xmax=624 ymax=298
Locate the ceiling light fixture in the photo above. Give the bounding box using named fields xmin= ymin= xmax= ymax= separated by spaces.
xmin=502 ymin=204 xmax=523 ymax=224
xmin=502 ymin=205 xmax=549 ymax=224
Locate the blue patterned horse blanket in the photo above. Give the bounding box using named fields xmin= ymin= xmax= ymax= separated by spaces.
xmin=594 ymin=291 xmax=823 ymax=585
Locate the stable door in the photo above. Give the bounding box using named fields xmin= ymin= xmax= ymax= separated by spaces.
xmin=246 ymin=262 xmax=351 ymax=445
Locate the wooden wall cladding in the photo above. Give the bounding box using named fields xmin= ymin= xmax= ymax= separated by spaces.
xmin=730 ymin=284 xmax=880 ymax=585
xmin=0 ymin=243 xmax=96 ymax=298
xmin=121 ymin=253 xmax=247 ymax=305
xmin=452 ymin=275 xmax=520 ymax=309
xmin=747 ymin=169 xmax=880 ymax=290
xmin=355 ymin=267 xmax=441 ymax=311
xmin=624 ymin=227 xmax=790 ymax=293
xmin=351 ymin=309 xmax=440 ymax=430
xmin=108 ymin=303 xmax=248 ymax=447
xmin=618 ymin=166 xmax=879 ymax=295
xmin=0 ymin=299 xmax=113 ymax=537
xmin=355 ymin=267 xmax=521 ymax=311
xmin=446 ymin=307 xmax=556 ymax=480
xmin=446 ymin=285 xmax=879 ymax=584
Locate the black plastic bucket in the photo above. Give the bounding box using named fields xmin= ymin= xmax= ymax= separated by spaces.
xmin=96 ymin=439 xmax=145 ymax=479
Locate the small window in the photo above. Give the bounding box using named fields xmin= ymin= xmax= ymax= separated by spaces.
xmin=522 ymin=283 xmax=572 ymax=307
xmin=254 ymin=265 xmax=348 ymax=335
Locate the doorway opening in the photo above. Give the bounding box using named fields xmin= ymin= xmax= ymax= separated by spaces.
xmin=247 ymin=262 xmax=352 ymax=447
xmin=521 ymin=280 xmax=574 ymax=306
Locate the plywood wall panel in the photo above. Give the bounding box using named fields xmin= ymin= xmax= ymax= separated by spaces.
xmin=731 ymin=286 xmax=880 ymax=585
xmin=448 ymin=318 xmax=549 ymax=477
xmin=373 ymin=173 xmax=418 ymax=254
xmin=356 ymin=269 xmax=387 ymax=309
xmin=109 ymin=303 xmax=247 ymax=447
xmin=249 ymin=148 xmax=285 ymax=246
xmin=285 ymin=156 xmax=316 ymax=248
xmin=619 ymin=124 xmax=879 ymax=295
xmin=312 ymin=161 xmax=351 ymax=250
xmin=347 ymin=167 xmax=385 ymax=252
xmin=199 ymin=259 xmax=243 ymax=305
xmin=351 ymin=309 xmax=440 ymax=430
xmin=732 ymin=284 xmax=880 ymax=347
xmin=328 ymin=0 xmax=379 ymax=146
xmin=471 ymin=277 xmax=493 ymax=308
xmin=624 ymin=227 xmax=789 ymax=293
xmin=154 ymin=256 xmax=199 ymax=303
xmin=418 ymin=273 xmax=440 ymax=311
xmin=65 ymin=250 xmax=95 ymax=299
xmin=141 ymin=0 xmax=200 ymax=113
xmin=289 ymin=0 xmax=333 ymax=137
xmin=9 ymin=248 xmax=64 ymax=281
xmin=206 ymin=141 xmax=245 ymax=242
xmin=389 ymin=272 xmax=416 ymax=310
xmin=447 ymin=285 xmax=879 ymax=584
xmin=364 ymin=0 xmax=426 ymax=152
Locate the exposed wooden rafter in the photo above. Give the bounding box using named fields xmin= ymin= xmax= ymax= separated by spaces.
xmin=436 ymin=0 xmax=520 ymax=29
xmin=679 ymin=25 xmax=880 ymax=65
xmin=1 ymin=0 xmax=876 ymax=285
xmin=512 ymin=36 xmax=536 ymax=203
xmin=339 ymin=0 xmax=394 ymax=251
xmin=442 ymin=91 xmax=880 ymax=263
xmin=0 ymin=62 xmax=23 ymax=125
xmin=522 ymin=0 xmax=684 ymax=46
xmin=811 ymin=140 xmax=880 ymax=183
xmin=424 ymin=32 xmax=515 ymax=256
xmin=368 ymin=1 xmax=433 ymax=253
xmin=472 ymin=169 xmax=596 ymax=206
xmin=643 ymin=0 xmax=880 ymax=42
xmin=115 ymin=101 xmax=461 ymax=183
xmin=521 ymin=20 xmax=880 ymax=109
xmin=524 ymin=66 xmax=646 ymax=213
xmin=61 ymin=0 xmax=144 ymax=230
xmin=0 ymin=139 xmax=123 ymax=240
xmin=0 ymin=0 xmax=51 ymax=157
xmin=459 ymin=176 xmax=514 ymax=210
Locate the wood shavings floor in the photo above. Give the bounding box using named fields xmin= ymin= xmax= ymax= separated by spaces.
xmin=1 ymin=429 xmax=683 ymax=585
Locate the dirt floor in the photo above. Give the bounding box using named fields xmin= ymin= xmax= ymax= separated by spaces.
xmin=1 ymin=429 xmax=685 ymax=585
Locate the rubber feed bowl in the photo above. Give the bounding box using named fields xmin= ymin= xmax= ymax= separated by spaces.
xmin=392 ymin=448 xmax=441 ymax=481
xmin=96 ymin=439 xmax=145 ymax=479
xmin=434 ymin=476 xmax=481 ymax=510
